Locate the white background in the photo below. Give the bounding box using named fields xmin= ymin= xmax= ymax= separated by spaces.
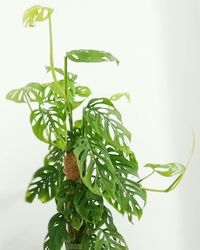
xmin=0 ymin=0 xmax=200 ymax=249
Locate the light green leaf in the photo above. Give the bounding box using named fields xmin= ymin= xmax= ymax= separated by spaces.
xmin=43 ymin=213 xmax=73 ymax=250
xmin=110 ymin=92 xmax=131 ymax=102
xmin=73 ymin=135 xmax=117 ymax=199
xmin=23 ymin=5 xmax=53 ymax=27
xmin=46 ymin=66 xmax=64 ymax=76
xmin=67 ymin=50 xmax=119 ymax=65
xmin=75 ymin=86 xmax=91 ymax=97
xmin=74 ymin=184 xmax=104 ymax=224
xmin=30 ymin=104 xmax=67 ymax=149
xmin=84 ymin=98 xmax=131 ymax=154
xmin=6 ymin=82 xmax=44 ymax=104
xmin=26 ymin=166 xmax=60 ymax=203
xmin=145 ymin=163 xmax=185 ymax=177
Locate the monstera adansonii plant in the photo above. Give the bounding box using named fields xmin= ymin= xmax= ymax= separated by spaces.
xmin=6 ymin=5 xmax=187 ymax=250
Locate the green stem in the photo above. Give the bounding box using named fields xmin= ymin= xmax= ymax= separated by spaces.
xmin=137 ymin=170 xmax=155 ymax=183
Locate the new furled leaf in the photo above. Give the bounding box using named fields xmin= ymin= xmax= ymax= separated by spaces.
xmin=84 ymin=98 xmax=131 ymax=154
xmin=67 ymin=49 xmax=119 ymax=65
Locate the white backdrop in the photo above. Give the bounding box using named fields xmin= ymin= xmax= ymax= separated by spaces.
xmin=0 ymin=0 xmax=200 ymax=250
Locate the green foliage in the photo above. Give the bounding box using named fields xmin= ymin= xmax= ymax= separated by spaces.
xmin=30 ymin=103 xmax=67 ymax=149
xmin=44 ymin=213 xmax=73 ymax=250
xmin=81 ymin=207 xmax=128 ymax=250
xmin=23 ymin=5 xmax=53 ymax=27
xmin=6 ymin=4 xmax=186 ymax=250
xmin=67 ymin=50 xmax=119 ymax=65
xmin=84 ymin=98 xmax=131 ymax=154
xmin=145 ymin=162 xmax=185 ymax=177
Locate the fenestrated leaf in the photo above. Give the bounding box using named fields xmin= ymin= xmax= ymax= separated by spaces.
xmin=84 ymin=98 xmax=131 ymax=154
xmin=74 ymin=183 xmax=104 ymax=225
xmin=43 ymin=213 xmax=73 ymax=250
xmin=26 ymin=166 xmax=60 ymax=203
xmin=110 ymin=92 xmax=131 ymax=102
xmin=30 ymin=103 xmax=67 ymax=149
xmin=107 ymin=145 xmax=146 ymax=220
xmin=76 ymin=86 xmax=91 ymax=98
xmin=23 ymin=5 xmax=53 ymax=27
xmin=145 ymin=162 xmax=185 ymax=177
xmin=73 ymin=134 xmax=117 ymax=199
xmin=81 ymin=207 xmax=128 ymax=250
xmin=6 ymin=82 xmax=44 ymax=104
xmin=56 ymin=180 xmax=83 ymax=230
xmin=67 ymin=50 xmax=119 ymax=65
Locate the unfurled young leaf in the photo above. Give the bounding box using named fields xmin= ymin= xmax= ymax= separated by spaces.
xmin=67 ymin=49 xmax=119 ymax=65
xmin=110 ymin=92 xmax=131 ymax=102
xmin=26 ymin=166 xmax=61 ymax=203
xmin=30 ymin=103 xmax=67 ymax=149
xmin=84 ymin=98 xmax=131 ymax=154
xmin=144 ymin=163 xmax=185 ymax=177
xmin=23 ymin=5 xmax=53 ymax=27
xmin=44 ymin=213 xmax=73 ymax=250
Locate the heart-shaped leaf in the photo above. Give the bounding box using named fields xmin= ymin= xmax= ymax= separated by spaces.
xmin=67 ymin=50 xmax=119 ymax=65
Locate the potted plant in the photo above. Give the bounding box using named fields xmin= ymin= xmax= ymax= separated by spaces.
xmin=6 ymin=5 xmax=187 ymax=250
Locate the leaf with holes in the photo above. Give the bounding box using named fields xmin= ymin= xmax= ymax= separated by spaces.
xmin=73 ymin=135 xmax=117 ymax=199
xmin=30 ymin=103 xmax=67 ymax=149
xmin=67 ymin=50 xmax=119 ymax=65
xmin=106 ymin=145 xmax=146 ymax=220
xmin=74 ymin=183 xmax=104 ymax=224
xmin=82 ymin=207 xmax=128 ymax=250
xmin=6 ymin=82 xmax=44 ymax=104
xmin=26 ymin=166 xmax=60 ymax=203
xmin=23 ymin=5 xmax=53 ymax=27
xmin=145 ymin=163 xmax=186 ymax=177
xmin=84 ymin=98 xmax=131 ymax=154
xmin=43 ymin=213 xmax=73 ymax=250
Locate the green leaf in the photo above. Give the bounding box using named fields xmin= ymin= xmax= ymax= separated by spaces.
xmin=73 ymin=135 xmax=117 ymax=199
xmin=82 ymin=207 xmax=128 ymax=250
xmin=23 ymin=5 xmax=53 ymax=27
xmin=107 ymin=145 xmax=146 ymax=220
xmin=6 ymin=82 xmax=44 ymax=104
xmin=43 ymin=213 xmax=73 ymax=250
xmin=74 ymin=184 xmax=104 ymax=224
xmin=26 ymin=166 xmax=60 ymax=203
xmin=110 ymin=92 xmax=131 ymax=102
xmin=84 ymin=98 xmax=131 ymax=154
xmin=56 ymin=180 xmax=83 ymax=230
xmin=30 ymin=104 xmax=67 ymax=149
xmin=67 ymin=50 xmax=119 ymax=65
xmin=145 ymin=163 xmax=186 ymax=177
xmin=46 ymin=66 xmax=64 ymax=76
xmin=76 ymin=86 xmax=91 ymax=97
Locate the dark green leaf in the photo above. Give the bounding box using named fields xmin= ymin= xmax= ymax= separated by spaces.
xmin=74 ymin=184 xmax=104 ymax=224
xmin=84 ymin=98 xmax=131 ymax=154
xmin=30 ymin=104 xmax=67 ymax=149
xmin=23 ymin=5 xmax=53 ymax=27
xmin=43 ymin=213 xmax=73 ymax=250
xmin=26 ymin=166 xmax=60 ymax=203
xmin=67 ymin=50 xmax=119 ymax=65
